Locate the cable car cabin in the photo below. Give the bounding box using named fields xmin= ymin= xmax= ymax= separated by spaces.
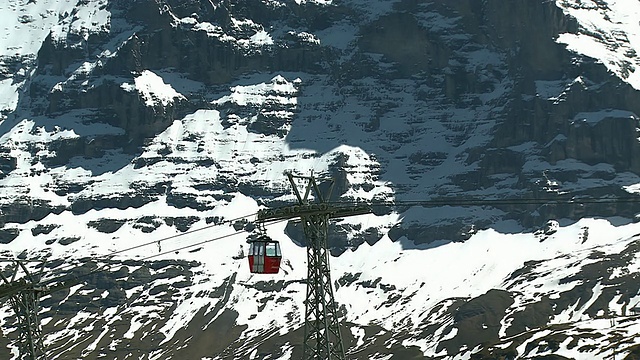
xmin=248 ymin=237 xmax=282 ymax=274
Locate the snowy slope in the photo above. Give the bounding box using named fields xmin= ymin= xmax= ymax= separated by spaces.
xmin=3 ymin=200 xmax=639 ymax=358
xmin=0 ymin=0 xmax=109 ymax=116
xmin=556 ymin=0 xmax=640 ymax=89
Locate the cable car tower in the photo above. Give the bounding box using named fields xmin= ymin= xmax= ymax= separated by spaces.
xmin=0 ymin=259 xmax=47 ymax=360
xmin=256 ymin=172 xmax=371 ymax=360
xmin=0 ymin=258 xmax=84 ymax=360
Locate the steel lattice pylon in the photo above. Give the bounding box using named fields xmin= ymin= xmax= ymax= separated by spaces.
xmin=257 ymin=172 xmax=371 ymax=360
xmin=9 ymin=288 xmax=44 ymax=359
xmin=0 ymin=260 xmax=47 ymax=360
xmin=301 ymin=213 xmax=345 ymax=360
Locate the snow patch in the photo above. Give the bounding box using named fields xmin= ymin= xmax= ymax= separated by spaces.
xmin=557 ymin=0 xmax=640 ymax=89
xmin=571 ymin=109 xmax=637 ymax=126
xmin=122 ymin=70 xmax=185 ymax=107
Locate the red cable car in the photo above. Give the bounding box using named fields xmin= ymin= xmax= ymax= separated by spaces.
xmin=248 ymin=235 xmax=282 ymax=274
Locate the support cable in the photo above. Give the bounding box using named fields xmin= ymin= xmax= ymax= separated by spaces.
xmin=38 ymin=211 xmax=259 ymax=281
xmin=21 ymin=194 xmax=640 ymax=286
xmin=329 ymin=196 xmax=640 ymax=207
xmin=41 ymin=218 xmax=288 ymax=292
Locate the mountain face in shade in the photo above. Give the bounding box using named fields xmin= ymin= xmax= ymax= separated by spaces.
xmin=1 ymin=0 xmax=640 ymax=359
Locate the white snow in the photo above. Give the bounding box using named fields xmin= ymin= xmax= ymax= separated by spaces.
xmin=122 ymin=70 xmax=186 ymax=107
xmin=0 ymin=0 xmax=108 ymax=57
xmin=213 ymin=75 xmax=298 ymax=107
xmin=557 ymin=0 xmax=640 ymax=89
xmin=572 ymin=109 xmax=637 ymax=125
xmin=294 ymin=0 xmax=333 ymax=5
xmin=0 ymin=0 xmax=110 ymax=115
xmin=249 ymin=30 xmax=274 ymax=46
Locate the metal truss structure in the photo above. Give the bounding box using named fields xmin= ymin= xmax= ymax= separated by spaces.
xmin=257 ymin=172 xmax=370 ymax=360
xmin=0 ymin=259 xmax=47 ymax=360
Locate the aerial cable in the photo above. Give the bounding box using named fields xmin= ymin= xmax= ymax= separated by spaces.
xmin=327 ymin=196 xmax=640 ymax=207
xmin=138 ymin=224 xmax=272 ymax=262
xmin=38 ymin=194 xmax=640 ymax=276
xmin=41 ymin=218 xmax=289 ymax=291
xmin=39 ymin=211 xmax=260 ymax=280
xmin=30 ymin=194 xmax=640 ymax=287
xmin=39 ymin=224 xmax=279 ymax=325
xmin=102 ymin=211 xmax=259 ymax=258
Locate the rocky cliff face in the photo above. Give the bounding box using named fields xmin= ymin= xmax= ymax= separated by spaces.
xmin=1 ymin=0 xmax=640 ymax=359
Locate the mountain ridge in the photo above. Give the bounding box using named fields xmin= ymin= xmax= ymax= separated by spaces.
xmin=2 ymin=0 xmax=640 ymax=359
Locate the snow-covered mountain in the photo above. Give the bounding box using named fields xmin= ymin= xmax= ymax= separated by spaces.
xmin=2 ymin=0 xmax=640 ymax=359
